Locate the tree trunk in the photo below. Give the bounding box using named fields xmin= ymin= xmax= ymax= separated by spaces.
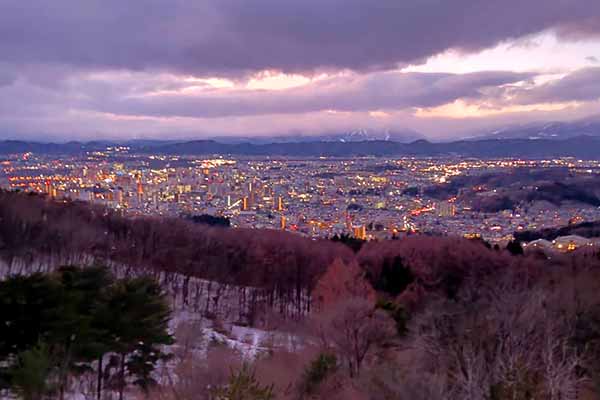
xmin=59 ymin=341 xmax=73 ymax=400
xmin=119 ymin=353 xmax=126 ymax=400
xmin=97 ymin=354 xmax=103 ymax=400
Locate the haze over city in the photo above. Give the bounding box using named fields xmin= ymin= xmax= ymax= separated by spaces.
xmin=1 ymin=0 xmax=600 ymax=141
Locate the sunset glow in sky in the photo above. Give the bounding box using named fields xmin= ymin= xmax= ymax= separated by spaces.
xmin=1 ymin=1 xmax=600 ymax=141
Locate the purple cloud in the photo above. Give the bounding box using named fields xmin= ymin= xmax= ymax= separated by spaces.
xmin=1 ymin=0 xmax=600 ymax=140
xmin=506 ymin=67 xmax=600 ymax=104
xmin=1 ymin=0 xmax=599 ymax=75
xmin=86 ymin=71 xmax=532 ymax=118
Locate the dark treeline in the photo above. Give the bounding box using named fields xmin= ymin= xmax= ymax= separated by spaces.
xmin=188 ymin=214 xmax=231 ymax=227
xmin=423 ymin=168 xmax=576 ymax=199
xmin=515 ymin=220 xmax=600 ymax=242
xmin=358 ymin=235 xmax=542 ymax=307
xmin=1 ymin=189 xmax=595 ymax=319
xmin=0 ymin=189 xmax=586 ymax=320
xmin=0 ymin=190 xmax=353 ymax=320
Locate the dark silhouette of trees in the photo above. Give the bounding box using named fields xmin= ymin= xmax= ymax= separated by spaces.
xmin=369 ymin=256 xmax=414 ymax=296
xmin=506 ymin=240 xmax=524 ymax=255
xmin=9 ymin=342 xmax=54 ymax=400
xmin=189 ymin=214 xmax=231 ymax=227
xmin=0 ymin=190 xmax=352 ymax=322
xmin=357 ymin=235 xmax=542 ymax=309
xmin=103 ymin=277 xmax=173 ymax=400
xmin=0 ymin=266 xmax=173 ymax=400
xmin=375 ymin=300 xmax=409 ymax=336
xmin=515 ymin=220 xmax=600 ymax=242
xmin=298 ymin=353 xmax=338 ymax=397
xmin=331 ymin=234 xmax=365 ymax=253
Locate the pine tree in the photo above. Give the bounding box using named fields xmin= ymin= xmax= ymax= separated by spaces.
xmin=104 ymin=277 xmax=173 ymax=400
xmin=0 ymin=267 xmax=175 ymax=399
xmin=0 ymin=274 xmax=62 ymax=360
xmin=213 ymin=364 xmax=274 ymax=400
xmin=10 ymin=342 xmax=55 ymax=400
xmin=0 ymin=272 xmax=62 ymax=391
xmin=298 ymin=353 xmax=337 ymax=397
xmin=52 ymin=266 xmax=114 ymax=400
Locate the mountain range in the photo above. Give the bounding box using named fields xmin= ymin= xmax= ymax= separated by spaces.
xmin=472 ymin=119 xmax=600 ymax=141
xmin=204 ymin=129 xmax=424 ymax=144
xmin=2 ymin=116 xmax=600 ymax=158
xmin=3 ymin=135 xmax=600 ymax=158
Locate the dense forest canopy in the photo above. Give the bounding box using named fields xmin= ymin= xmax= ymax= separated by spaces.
xmin=3 ymin=190 xmax=600 ymax=399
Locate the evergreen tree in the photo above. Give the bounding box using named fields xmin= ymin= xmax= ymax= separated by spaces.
xmin=10 ymin=342 xmax=55 ymax=400
xmin=506 ymin=240 xmax=524 ymax=256
xmin=0 ymin=274 xmax=62 ymax=374
xmin=298 ymin=353 xmax=337 ymax=397
xmin=213 ymin=364 xmax=274 ymax=400
xmin=127 ymin=342 xmax=171 ymax=394
xmin=105 ymin=277 xmax=173 ymax=400
xmin=375 ymin=299 xmax=410 ymax=336
xmin=50 ymin=266 xmax=114 ymax=400
xmin=372 ymin=256 xmax=414 ymax=296
xmin=0 ymin=267 xmax=174 ymax=400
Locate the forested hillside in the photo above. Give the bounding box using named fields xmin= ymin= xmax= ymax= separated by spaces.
xmin=2 ymin=190 xmax=600 ymax=399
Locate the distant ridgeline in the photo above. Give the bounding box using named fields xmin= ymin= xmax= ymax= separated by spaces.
xmin=421 ymin=167 xmax=600 ymax=213
xmin=515 ymin=220 xmax=600 ymax=242
xmin=2 ymin=136 xmax=600 ymax=158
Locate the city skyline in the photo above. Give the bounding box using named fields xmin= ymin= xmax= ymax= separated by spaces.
xmin=4 ymin=145 xmax=600 ymax=250
xmin=1 ymin=1 xmax=600 ymax=141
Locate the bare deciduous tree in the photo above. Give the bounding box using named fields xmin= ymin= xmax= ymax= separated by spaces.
xmin=411 ymin=272 xmax=584 ymax=400
xmin=316 ymin=298 xmax=395 ymax=378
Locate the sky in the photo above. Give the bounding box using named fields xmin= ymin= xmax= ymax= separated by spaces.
xmin=1 ymin=0 xmax=600 ymax=142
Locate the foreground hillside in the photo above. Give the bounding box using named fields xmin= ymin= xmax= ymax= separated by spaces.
xmin=2 ymin=190 xmax=600 ymax=399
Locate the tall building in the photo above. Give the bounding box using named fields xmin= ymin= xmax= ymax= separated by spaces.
xmin=114 ymin=188 xmax=124 ymax=205
xmin=136 ymin=174 xmax=144 ymax=203
xmin=353 ymin=225 xmax=367 ymax=240
xmin=44 ymin=180 xmax=54 ymax=197
xmin=248 ymin=191 xmax=255 ymax=209
xmin=280 ymin=215 xmax=287 ymax=230
xmin=152 ymin=192 xmax=160 ymax=210
xmin=436 ymin=201 xmax=456 ymax=217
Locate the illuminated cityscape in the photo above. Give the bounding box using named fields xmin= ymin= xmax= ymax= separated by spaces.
xmin=3 ymin=147 xmax=600 ymax=246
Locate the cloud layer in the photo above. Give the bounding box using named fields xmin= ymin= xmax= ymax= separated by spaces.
xmin=1 ymin=0 xmax=600 ymax=139
xmin=2 ymin=0 xmax=600 ymax=75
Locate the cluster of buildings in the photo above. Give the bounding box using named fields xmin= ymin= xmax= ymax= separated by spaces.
xmin=2 ymin=148 xmax=600 ymax=248
xmin=524 ymin=235 xmax=600 ymax=254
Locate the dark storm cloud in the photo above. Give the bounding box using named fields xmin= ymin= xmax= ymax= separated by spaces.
xmin=1 ymin=0 xmax=600 ymax=75
xmin=89 ymin=71 xmax=532 ymax=118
